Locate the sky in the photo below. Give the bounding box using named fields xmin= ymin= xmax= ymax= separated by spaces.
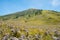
xmin=0 ymin=0 xmax=60 ymax=16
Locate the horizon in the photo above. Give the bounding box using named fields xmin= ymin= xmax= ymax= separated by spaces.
xmin=0 ymin=8 xmax=60 ymax=16
xmin=0 ymin=0 xmax=60 ymax=16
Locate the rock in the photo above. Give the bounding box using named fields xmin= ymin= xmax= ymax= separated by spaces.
xmin=52 ymin=36 xmax=59 ymax=40
xmin=10 ymin=37 xmax=19 ymax=40
xmin=2 ymin=34 xmax=10 ymax=40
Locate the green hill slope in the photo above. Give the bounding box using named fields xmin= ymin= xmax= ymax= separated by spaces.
xmin=0 ymin=9 xmax=60 ymax=24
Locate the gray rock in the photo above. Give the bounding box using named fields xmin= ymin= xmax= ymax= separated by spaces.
xmin=10 ymin=37 xmax=19 ymax=40
xmin=2 ymin=34 xmax=9 ymax=40
xmin=52 ymin=36 xmax=60 ymax=40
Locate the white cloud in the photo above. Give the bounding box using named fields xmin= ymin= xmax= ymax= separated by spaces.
xmin=51 ymin=0 xmax=60 ymax=6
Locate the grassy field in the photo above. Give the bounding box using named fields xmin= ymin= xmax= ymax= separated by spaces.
xmin=0 ymin=9 xmax=60 ymax=40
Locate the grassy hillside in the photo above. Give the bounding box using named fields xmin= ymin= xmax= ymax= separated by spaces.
xmin=0 ymin=9 xmax=60 ymax=40
xmin=0 ymin=9 xmax=60 ymax=24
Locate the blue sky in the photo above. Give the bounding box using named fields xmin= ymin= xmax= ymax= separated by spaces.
xmin=0 ymin=0 xmax=60 ymax=16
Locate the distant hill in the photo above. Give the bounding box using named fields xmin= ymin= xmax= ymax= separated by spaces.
xmin=0 ymin=8 xmax=60 ymax=24
xmin=0 ymin=9 xmax=42 ymax=20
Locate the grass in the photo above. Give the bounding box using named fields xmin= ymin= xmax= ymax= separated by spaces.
xmin=0 ymin=9 xmax=60 ymax=40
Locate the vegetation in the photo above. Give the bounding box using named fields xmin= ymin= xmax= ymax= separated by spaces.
xmin=0 ymin=8 xmax=60 ymax=40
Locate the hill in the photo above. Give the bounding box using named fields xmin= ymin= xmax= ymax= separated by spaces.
xmin=0 ymin=8 xmax=60 ymax=40
xmin=0 ymin=8 xmax=60 ymax=24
